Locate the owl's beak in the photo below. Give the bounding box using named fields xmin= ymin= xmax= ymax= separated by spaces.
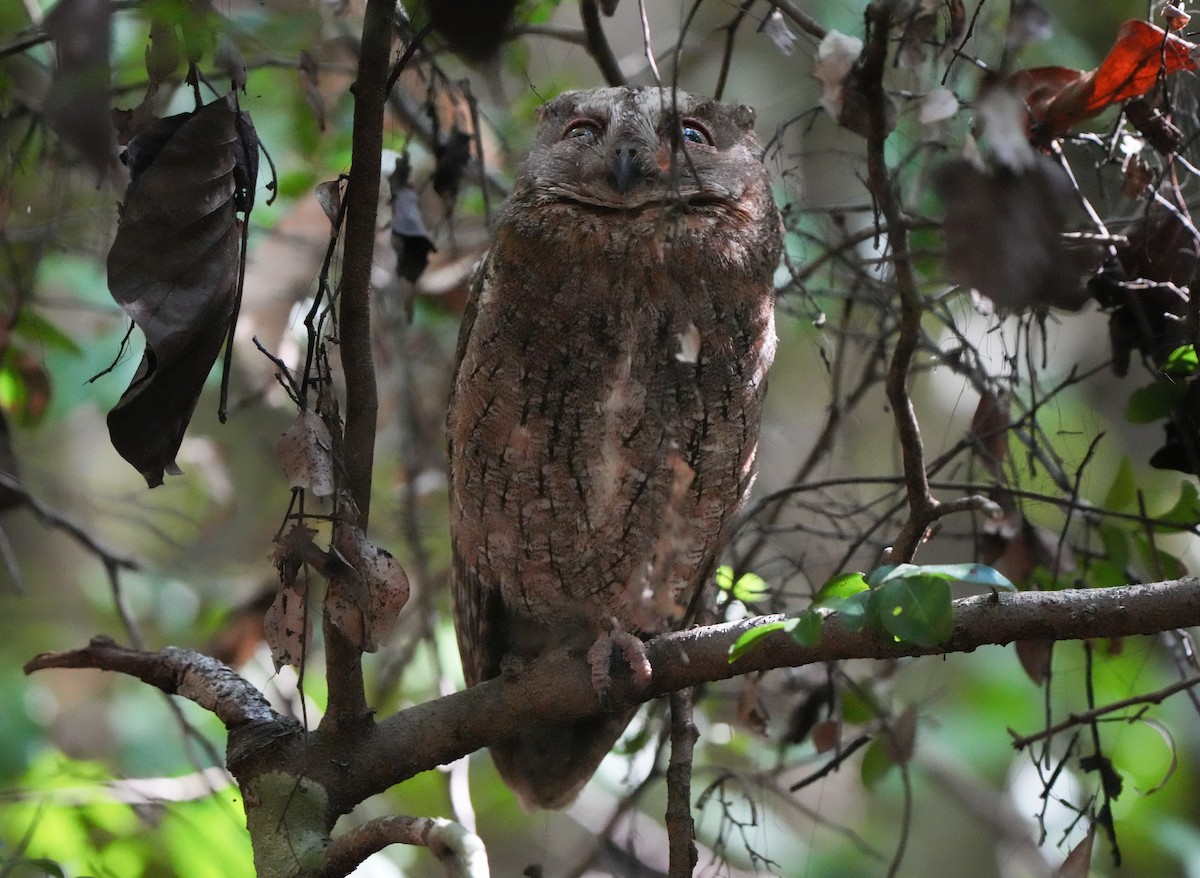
xmin=611 ymin=144 xmax=642 ymax=193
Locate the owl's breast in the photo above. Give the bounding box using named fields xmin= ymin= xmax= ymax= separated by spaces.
xmin=449 ymin=214 xmax=775 ymax=633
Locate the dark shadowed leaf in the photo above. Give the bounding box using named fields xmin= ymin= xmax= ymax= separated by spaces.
xmin=426 ymin=0 xmax=519 ymax=61
xmin=433 ymin=128 xmax=473 ymax=203
xmin=106 ymin=93 xmax=255 ymax=486
xmin=969 ymin=389 xmax=1011 ymax=479
xmin=42 ymin=0 xmax=114 ymax=175
xmin=935 ymin=155 xmax=1090 ymax=312
xmin=1014 ymin=639 xmax=1053 ymax=684
xmin=1126 ymin=381 xmax=1187 ymax=423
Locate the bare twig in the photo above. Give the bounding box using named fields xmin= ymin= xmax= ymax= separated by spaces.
xmin=666 ymin=690 xmax=698 ymax=878
xmin=1010 ymin=674 xmax=1200 ymax=751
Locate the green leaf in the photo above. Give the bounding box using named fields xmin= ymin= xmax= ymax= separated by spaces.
xmin=866 ymin=564 xmax=896 ymax=587
xmin=874 ymin=576 xmax=953 ymax=647
xmin=712 ymin=565 xmax=768 ymax=602
xmin=1103 ymin=457 xmax=1136 ymax=511
xmin=1125 ymin=381 xmax=1186 ymax=424
xmin=824 ymin=591 xmax=872 ymax=631
xmin=1154 ymin=481 xmax=1200 ymax=532
xmin=869 ymin=562 xmax=1013 ymax=591
xmin=909 ymin=563 xmax=1015 ymax=591
xmin=728 ymin=620 xmax=786 ymax=663
xmin=1162 ymin=344 xmax=1198 ymax=377
xmin=814 ymin=571 xmax=869 ymax=602
xmin=860 ymin=737 xmax=895 ymax=788
xmin=1132 ymin=533 xmax=1188 ymax=580
xmin=791 ymin=609 xmax=823 ymax=647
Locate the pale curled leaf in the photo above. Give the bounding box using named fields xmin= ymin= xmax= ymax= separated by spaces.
xmin=328 ymin=523 xmax=410 ymax=652
xmin=813 ymin=30 xmax=863 ymax=119
xmin=1057 ymin=824 xmax=1095 ymax=878
xmin=264 ymin=586 xmax=310 ymax=671
xmin=277 ymin=409 xmax=334 ymax=496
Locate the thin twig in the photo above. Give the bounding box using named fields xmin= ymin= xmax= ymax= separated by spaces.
xmin=1010 ymin=674 xmax=1200 ymax=751
xmin=666 ymin=690 xmax=698 ymax=878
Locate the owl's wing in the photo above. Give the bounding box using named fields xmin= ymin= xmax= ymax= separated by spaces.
xmin=448 ymin=252 xmax=506 ymax=688
xmin=451 ymin=550 xmax=506 ymax=687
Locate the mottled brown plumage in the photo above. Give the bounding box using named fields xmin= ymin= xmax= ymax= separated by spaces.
xmin=448 ymin=86 xmax=780 ymax=808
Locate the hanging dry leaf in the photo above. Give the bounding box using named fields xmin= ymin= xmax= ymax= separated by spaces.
xmin=389 ymin=160 xmax=435 ymax=283
xmin=969 ymin=390 xmax=1011 ymax=480
xmin=1057 ymin=824 xmax=1096 ymax=878
xmin=264 ymin=584 xmax=310 ymax=671
xmin=433 ymin=128 xmax=473 ymax=204
xmin=759 ymin=9 xmax=797 ymax=56
xmin=1012 ymin=19 xmax=1197 ymax=141
xmin=1014 ymin=639 xmax=1054 ymax=685
xmin=935 ymin=155 xmax=1091 ymax=312
xmin=327 ymin=520 xmax=410 ymax=652
xmin=42 ymin=0 xmax=114 ymax=175
xmin=277 ymin=409 xmax=335 ymax=497
xmin=884 ymin=706 xmax=918 ymax=765
xmin=106 ymin=93 xmax=259 ymax=486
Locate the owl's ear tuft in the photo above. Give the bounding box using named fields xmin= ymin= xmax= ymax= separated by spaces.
xmin=732 ymin=104 xmax=756 ymax=131
xmin=537 ymin=91 xmax=579 ymax=124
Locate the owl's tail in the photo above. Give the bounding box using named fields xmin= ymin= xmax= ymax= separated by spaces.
xmin=489 ymin=707 xmax=639 ymax=809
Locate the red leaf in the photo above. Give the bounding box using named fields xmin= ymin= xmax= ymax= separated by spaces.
xmin=1013 ymin=20 xmax=1197 ymax=139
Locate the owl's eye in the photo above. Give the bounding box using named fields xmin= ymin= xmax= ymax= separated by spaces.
xmin=562 ymin=119 xmax=602 ymax=142
xmin=681 ymin=119 xmax=713 ymax=146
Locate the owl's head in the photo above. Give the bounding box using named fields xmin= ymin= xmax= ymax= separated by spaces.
xmin=516 ymin=86 xmax=771 ymax=212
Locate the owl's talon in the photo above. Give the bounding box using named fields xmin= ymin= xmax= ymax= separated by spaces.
xmin=586 ymin=619 xmax=652 ymax=711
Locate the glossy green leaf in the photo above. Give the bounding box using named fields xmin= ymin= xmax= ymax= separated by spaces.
xmin=875 ymin=576 xmax=953 ymax=647
xmin=908 ymin=563 xmax=1015 ymax=591
xmin=1162 ymin=344 xmax=1198 ymax=377
xmin=1126 ymin=381 xmax=1186 ymax=424
xmin=814 ymin=571 xmax=870 ymax=601
xmin=824 ymin=591 xmax=873 ymax=631
xmin=728 ymin=620 xmax=787 ymax=663
xmin=792 ymin=609 xmax=824 ymax=647
xmin=870 ymin=562 xmax=1013 ymax=591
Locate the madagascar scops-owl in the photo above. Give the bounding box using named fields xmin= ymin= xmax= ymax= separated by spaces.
xmin=448 ymin=86 xmax=780 ymax=808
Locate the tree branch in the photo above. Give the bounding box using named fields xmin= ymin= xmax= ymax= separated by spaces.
xmin=338 ymin=0 xmax=389 ymax=527
xmin=321 ymin=816 xmax=488 ymax=878
xmin=24 ymin=637 xmax=281 ymax=729
xmin=580 ymin=0 xmax=626 ymax=87
xmin=336 ymin=578 xmax=1200 ymax=806
xmin=322 ymin=0 xmax=395 ymax=734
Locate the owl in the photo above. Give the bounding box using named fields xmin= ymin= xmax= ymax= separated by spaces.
xmin=448 ymin=86 xmax=781 ymax=809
